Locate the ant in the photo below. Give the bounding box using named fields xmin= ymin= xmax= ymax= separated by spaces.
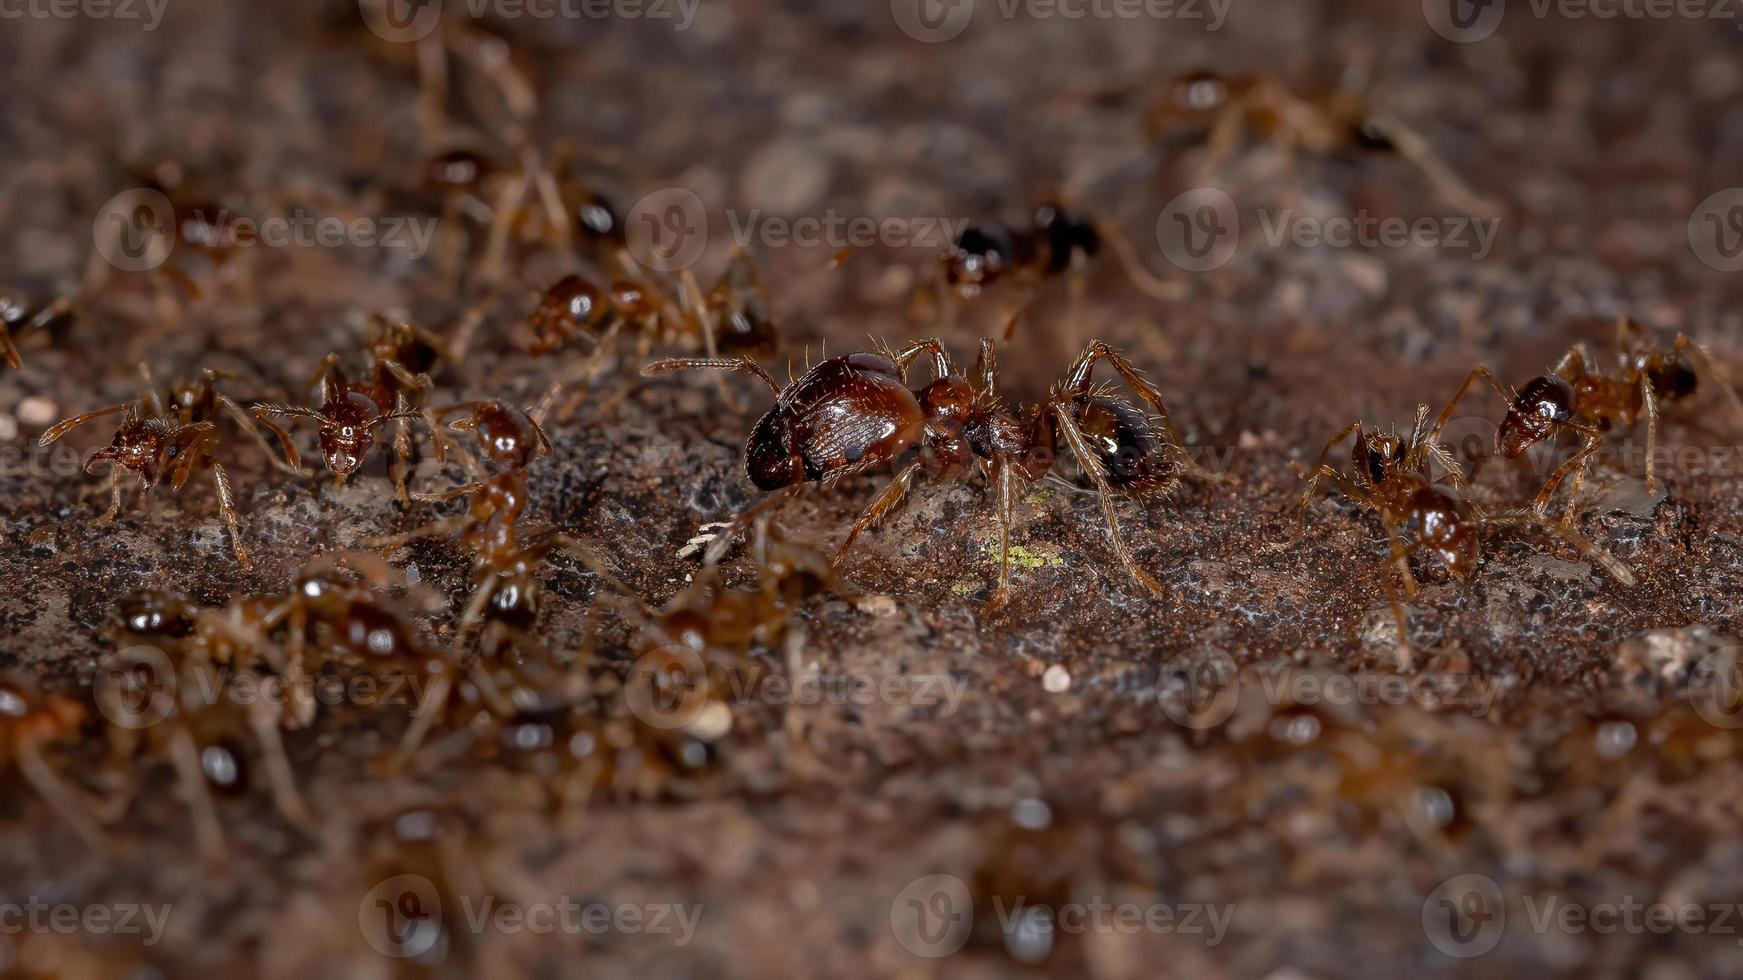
xmin=1144 ymin=69 xmax=1495 ymax=215
xmin=370 ymin=400 xmax=640 ymax=663
xmin=1433 ymin=318 xmax=1743 ymax=521
xmin=645 ymin=338 xmax=1224 ymax=609
xmin=0 ymin=288 xmax=75 ymax=371
xmin=251 ymin=327 xmax=439 ymax=506
xmin=1298 ymin=403 xmax=1634 ymax=667
xmin=0 ymin=672 xmax=105 ymax=851
xmin=37 ymin=367 xmax=299 ymax=567
xmin=932 ymin=201 xmax=1186 ymax=337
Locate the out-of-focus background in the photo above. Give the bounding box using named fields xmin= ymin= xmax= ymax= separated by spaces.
xmin=3 ymin=0 xmax=1743 ymax=976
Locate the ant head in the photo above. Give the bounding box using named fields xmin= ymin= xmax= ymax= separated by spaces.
xmin=1499 ymin=375 xmax=1576 ymax=458
xmin=317 ymin=392 xmax=381 ymax=478
xmin=744 ymin=409 xmax=808 ymax=491
xmin=1406 ymin=485 xmax=1480 ymax=579
xmin=1146 ymin=71 xmax=1233 ymax=135
xmin=1352 ymin=430 xmax=1405 ymax=486
xmin=463 ymin=402 xmax=546 ymax=470
xmin=113 ymin=590 xmax=199 ymax=639
xmin=88 ymin=416 xmax=171 ymax=487
xmin=944 ymin=222 xmax=1023 ymax=297
xmin=424 ymin=148 xmax=493 ymax=196
xmin=571 ymin=189 xmax=624 ymax=245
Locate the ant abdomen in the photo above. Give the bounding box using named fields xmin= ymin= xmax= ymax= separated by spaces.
xmin=1405 ymin=485 xmax=1479 ymax=579
xmin=944 ymin=222 xmax=1029 ymax=296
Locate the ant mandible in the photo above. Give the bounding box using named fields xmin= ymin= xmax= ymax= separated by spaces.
xmin=38 ymin=367 xmax=299 ymax=566
xmin=645 ymin=338 xmax=1225 ymax=609
xmin=1298 ymin=403 xmax=1634 ymax=667
xmin=1432 ymin=318 xmax=1743 ymax=522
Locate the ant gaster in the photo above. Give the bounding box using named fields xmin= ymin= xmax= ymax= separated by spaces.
xmin=645 ymin=339 xmax=1224 ymax=608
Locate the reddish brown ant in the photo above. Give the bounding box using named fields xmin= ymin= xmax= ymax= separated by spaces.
xmin=1144 ymin=68 xmax=1495 ymax=214
xmin=1433 ymin=318 xmax=1743 ymax=521
xmin=0 ymin=672 xmax=105 ymax=850
xmin=37 ymin=367 xmax=299 ymax=567
xmin=0 ymin=288 xmax=75 ymax=371
xmin=1298 ymin=403 xmax=1634 ymax=667
xmin=645 ymin=338 xmax=1225 ymax=608
xmin=251 ymin=336 xmax=436 ymax=506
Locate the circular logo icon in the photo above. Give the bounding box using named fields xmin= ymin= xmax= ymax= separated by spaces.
xmin=1158 ymin=652 xmax=1239 ymax=731
xmin=359 ymin=0 xmax=443 ymax=43
xmin=92 ymin=188 xmax=174 ymax=273
xmin=1689 ymin=188 xmax=1743 ymax=273
xmin=1436 ymin=414 xmax=1500 ymax=477
xmin=93 ymin=645 xmax=178 ymax=730
xmin=890 ymin=874 xmax=972 ymax=957
xmin=1156 ymin=188 xmax=1239 ymax=272
xmin=1689 ymin=647 xmax=1743 ymax=730
xmin=359 ymin=874 xmax=445 ymax=959
xmin=1422 ymin=873 xmax=1505 ymax=958
xmin=625 ymin=187 xmax=709 ymax=272
xmin=1422 ymin=0 xmax=1505 ymax=43
xmin=623 ymin=645 xmax=712 ymax=731
xmin=891 ymin=0 xmax=974 ymax=42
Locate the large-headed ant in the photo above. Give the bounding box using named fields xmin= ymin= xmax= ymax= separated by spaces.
xmin=645 ymin=338 xmax=1224 ymax=608
xmin=251 ymin=324 xmax=440 ymax=506
xmin=1434 ymin=318 xmax=1743 ymax=519
xmin=1144 ymin=69 xmax=1495 ymax=214
xmin=1298 ymin=403 xmax=1634 ymax=666
xmin=38 ymin=367 xmax=299 ymax=566
xmin=0 ymin=288 xmax=75 ymax=371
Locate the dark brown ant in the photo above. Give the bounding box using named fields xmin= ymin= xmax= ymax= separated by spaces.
xmin=251 ymin=341 xmax=434 ymax=506
xmin=0 ymin=672 xmax=105 ymax=850
xmin=645 ymin=338 xmax=1225 ymax=609
xmin=1144 ymin=69 xmax=1494 ymax=214
xmin=37 ymin=367 xmax=299 ymax=567
xmin=1298 ymin=403 xmax=1634 ymax=667
xmin=0 ymin=288 xmax=75 ymax=371
xmin=937 ymin=201 xmax=1185 ymax=331
xmin=1434 ymin=318 xmax=1743 ymax=520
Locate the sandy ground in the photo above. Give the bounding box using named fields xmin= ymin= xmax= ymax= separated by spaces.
xmin=3 ymin=1 xmax=1743 ymax=977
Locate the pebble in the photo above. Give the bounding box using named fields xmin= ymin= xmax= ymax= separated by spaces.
xmin=18 ymin=397 xmax=57 ymax=427
xmin=1042 ymin=664 xmax=1071 ymax=693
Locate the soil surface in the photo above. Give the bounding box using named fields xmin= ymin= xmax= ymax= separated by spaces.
xmin=3 ymin=2 xmax=1743 ymax=978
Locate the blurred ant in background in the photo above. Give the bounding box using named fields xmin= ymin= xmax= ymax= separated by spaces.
xmin=0 ymin=672 xmax=104 ymax=851
xmin=0 ymin=288 xmax=75 ymax=371
xmin=38 ymin=366 xmax=299 ymax=566
xmin=1434 ymin=318 xmax=1743 ymax=521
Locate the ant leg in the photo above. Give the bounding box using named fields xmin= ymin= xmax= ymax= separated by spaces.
xmin=701 ymin=484 xmax=807 ymax=565
xmin=97 ymin=467 xmax=124 ymax=523
xmin=1676 ymin=334 xmax=1743 ymax=428
xmin=1365 ymin=114 xmax=1500 ymax=216
xmin=217 ymin=395 xmax=301 ymax=473
xmin=1486 ymin=511 xmax=1636 ymax=586
xmin=833 ymin=460 xmax=924 ymax=565
xmin=364 ymin=515 xmax=472 ymax=553
xmin=1372 ymin=539 xmax=1418 ymax=671
xmin=1094 ymin=219 xmax=1187 ymax=303
xmin=890 ymin=338 xmax=957 ymax=382
xmin=15 ymin=740 xmax=107 ymax=852
xmin=676 ymin=267 xmax=743 ymax=411
xmin=1052 ymin=401 xmax=1168 ymax=599
xmin=166 ymin=727 xmax=227 ymax=868
xmin=642 ymin=355 xmax=783 ymax=395
xmin=0 ymin=323 xmax=19 ymax=370
xmin=247 ymin=704 xmax=312 ymax=828
xmin=474 ymin=172 xmax=531 ymax=287
xmin=1640 ymin=373 xmax=1660 ymax=497
xmin=548 ymin=533 xmax=655 ymax=617
xmin=986 ymin=457 xmax=1020 ymax=611
xmin=1551 ymin=343 xmax=1591 ymax=380
xmin=972 ymin=339 xmax=999 ymax=398
xmin=1376 ymin=512 xmax=1420 ymax=601
xmin=1532 ymin=431 xmax=1601 ymax=518
xmin=399 ymin=669 xmax=453 ymax=760
xmin=1295 ymin=422 xmax=1362 ymax=538
xmin=1427 ymin=366 xmax=1513 ymax=446
xmin=210 ymin=462 xmax=250 ymax=568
